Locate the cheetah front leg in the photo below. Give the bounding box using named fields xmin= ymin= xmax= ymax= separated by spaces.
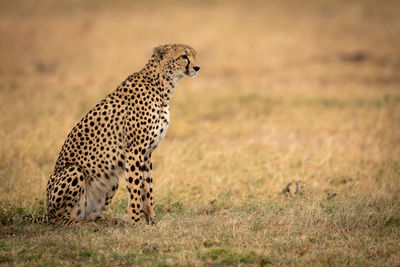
xmin=125 ymin=155 xmax=144 ymax=225
xmin=142 ymin=154 xmax=156 ymax=225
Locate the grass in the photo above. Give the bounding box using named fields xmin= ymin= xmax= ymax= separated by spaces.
xmin=1 ymin=0 xmax=400 ymax=265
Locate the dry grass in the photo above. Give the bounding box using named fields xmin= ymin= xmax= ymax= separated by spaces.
xmin=1 ymin=0 xmax=400 ymax=265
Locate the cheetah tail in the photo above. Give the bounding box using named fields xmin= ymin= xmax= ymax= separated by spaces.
xmin=23 ymin=214 xmax=50 ymax=224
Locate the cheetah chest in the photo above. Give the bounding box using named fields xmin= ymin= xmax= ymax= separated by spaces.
xmin=150 ymin=107 xmax=169 ymax=153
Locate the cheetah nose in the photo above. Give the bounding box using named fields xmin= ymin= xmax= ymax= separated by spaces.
xmin=193 ymin=66 xmax=200 ymax=72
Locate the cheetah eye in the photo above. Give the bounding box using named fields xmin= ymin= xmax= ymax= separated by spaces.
xmin=178 ymin=55 xmax=189 ymax=61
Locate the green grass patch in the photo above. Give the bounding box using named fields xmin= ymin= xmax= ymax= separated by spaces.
xmin=200 ymin=247 xmax=271 ymax=265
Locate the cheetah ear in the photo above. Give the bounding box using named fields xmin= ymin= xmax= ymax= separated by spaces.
xmin=153 ymin=46 xmax=167 ymax=61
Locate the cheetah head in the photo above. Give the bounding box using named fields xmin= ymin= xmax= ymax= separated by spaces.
xmin=153 ymin=44 xmax=200 ymax=79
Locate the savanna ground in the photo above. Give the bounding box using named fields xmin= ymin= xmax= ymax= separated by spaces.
xmin=0 ymin=0 xmax=399 ymax=265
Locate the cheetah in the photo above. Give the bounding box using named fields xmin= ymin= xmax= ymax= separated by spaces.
xmin=38 ymin=44 xmax=199 ymax=226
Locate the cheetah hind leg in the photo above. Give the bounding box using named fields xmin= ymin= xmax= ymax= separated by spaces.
xmin=46 ymin=166 xmax=124 ymax=227
xmin=46 ymin=165 xmax=89 ymax=226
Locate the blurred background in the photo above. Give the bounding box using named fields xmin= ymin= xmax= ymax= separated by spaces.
xmin=0 ymin=0 xmax=399 ymax=209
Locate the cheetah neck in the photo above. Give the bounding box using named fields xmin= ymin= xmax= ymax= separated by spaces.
xmin=141 ymin=56 xmax=180 ymax=106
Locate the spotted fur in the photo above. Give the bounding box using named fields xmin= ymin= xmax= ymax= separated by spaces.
xmin=39 ymin=44 xmax=199 ymax=226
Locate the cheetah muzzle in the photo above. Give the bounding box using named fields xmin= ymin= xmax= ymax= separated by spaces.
xmin=43 ymin=44 xmax=200 ymax=226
